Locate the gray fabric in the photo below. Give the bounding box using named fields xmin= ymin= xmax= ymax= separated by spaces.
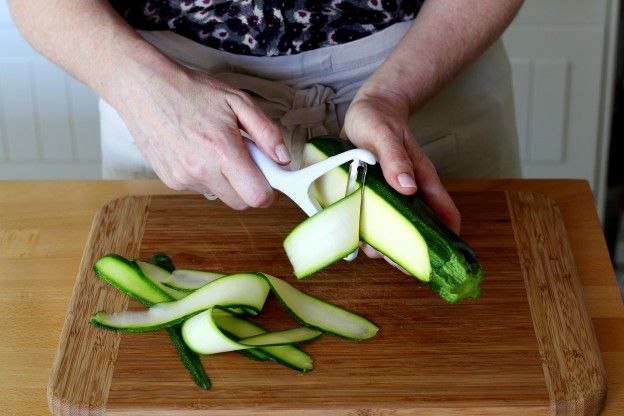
xmin=215 ymin=73 xmax=340 ymax=169
xmin=100 ymin=21 xmax=521 ymax=181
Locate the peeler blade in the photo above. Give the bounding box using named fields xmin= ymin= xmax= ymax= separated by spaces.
xmin=343 ymin=159 xmax=368 ymax=261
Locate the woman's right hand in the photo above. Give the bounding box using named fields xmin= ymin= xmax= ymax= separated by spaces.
xmin=109 ymin=57 xmax=290 ymax=209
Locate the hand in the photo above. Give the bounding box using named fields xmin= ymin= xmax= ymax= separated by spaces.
xmin=342 ymin=88 xmax=461 ymax=266
xmin=109 ymin=59 xmax=290 ymax=210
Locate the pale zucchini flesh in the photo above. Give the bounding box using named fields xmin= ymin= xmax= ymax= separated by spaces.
xmin=92 ymin=267 xmax=377 ymax=340
xmin=91 ymin=273 xmax=270 ymax=331
xmin=237 ymin=326 xmax=321 ymax=346
xmin=94 ymin=254 xmax=171 ymax=306
xmin=214 ymin=312 xmax=314 ymax=371
xmin=135 ymin=260 xmax=189 ymax=300
xmin=283 ymin=189 xmax=361 ymax=278
xmin=263 ymin=274 xmax=378 ymax=340
xmin=304 ymin=137 xmax=484 ymax=303
xmin=182 ymin=308 xmax=320 ymax=354
xmin=95 ymin=254 xmax=212 ymax=389
xmin=303 ymin=144 xmax=431 ymax=280
xmin=167 ymin=269 xmax=225 ymax=291
xmin=98 ymin=254 xmax=313 ymax=372
xmin=92 ymin=252 xmax=379 ymax=383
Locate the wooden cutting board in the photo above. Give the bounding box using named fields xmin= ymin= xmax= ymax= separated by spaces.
xmin=48 ymin=191 xmax=606 ymax=415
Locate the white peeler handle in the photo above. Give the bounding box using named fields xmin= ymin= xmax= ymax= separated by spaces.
xmin=244 ymin=138 xmax=376 ymax=217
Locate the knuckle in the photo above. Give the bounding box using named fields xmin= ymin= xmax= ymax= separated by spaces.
xmin=170 ymin=169 xmax=191 ymax=189
xmin=248 ymin=189 xmax=273 ymax=208
xmin=161 ymin=176 xmax=185 ymax=191
xmin=257 ymin=120 xmax=281 ymax=143
xmin=230 ymin=90 xmax=253 ymax=106
xmin=228 ymin=199 xmax=250 ymax=211
xmin=182 ymin=157 xmax=208 ymax=180
xmin=411 ymin=148 xmax=428 ymax=166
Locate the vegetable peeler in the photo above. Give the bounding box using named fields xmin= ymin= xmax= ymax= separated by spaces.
xmin=244 ymin=137 xmax=376 ymax=260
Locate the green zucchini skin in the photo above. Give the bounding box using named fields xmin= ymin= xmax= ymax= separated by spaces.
xmin=93 ymin=253 xmax=211 ymax=389
xmin=151 ymin=252 xmax=176 ymax=273
xmin=150 ymin=253 xmax=305 ymax=368
xmin=148 ymin=253 xmax=212 ymax=390
xmin=307 ymin=137 xmax=484 ymax=303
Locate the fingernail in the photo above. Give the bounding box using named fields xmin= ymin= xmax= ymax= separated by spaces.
xmin=275 ymin=144 xmax=291 ymax=164
xmin=397 ymin=173 xmax=416 ymax=188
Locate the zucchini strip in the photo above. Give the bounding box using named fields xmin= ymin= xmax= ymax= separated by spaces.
xmin=263 ymin=274 xmax=378 ymax=341
xmin=137 ymin=260 xmax=248 ymax=314
xmin=304 ymin=137 xmax=485 ymax=303
xmin=167 ymin=269 xmax=225 ymax=291
xmin=150 ymin=251 xmax=176 ymax=273
xmin=101 ymin=254 xmax=309 ymax=369
xmin=182 ymin=308 xmax=321 ymax=354
xmin=94 ymin=255 xmax=376 ymax=341
xmin=94 ymin=253 xmax=211 ymax=389
xmin=91 ymin=273 xmax=270 ymax=332
xmin=164 ymin=325 xmax=211 ymax=389
xmin=135 ymin=260 xmax=188 ymax=300
xmin=283 ymin=189 xmax=361 ymax=278
xmin=238 ymin=327 xmax=321 ymax=346
xmin=130 ymin=263 xmax=378 ymax=341
xmin=216 ymin=312 xmax=314 ymax=371
xmin=94 ymin=254 xmax=171 ymax=305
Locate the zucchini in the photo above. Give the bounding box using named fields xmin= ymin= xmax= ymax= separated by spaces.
xmin=151 ymin=251 xmax=176 ymax=273
xmin=167 ymin=269 xmax=225 ymax=291
xmin=107 ymin=254 xmax=319 ymax=370
xmin=283 ymin=188 xmax=361 ymax=278
xmin=215 ymin=313 xmax=313 ymax=371
xmin=182 ymin=308 xmax=321 ymax=354
xmin=135 ymin=260 xmax=188 ymax=300
xmin=92 ymin=259 xmax=377 ymax=340
xmin=94 ymin=254 xmax=171 ymax=305
xmin=94 ymin=254 xmax=211 ymax=389
xmin=91 ymin=273 xmax=270 ymax=331
xmin=303 ymin=136 xmax=484 ymax=303
xmin=262 ymin=273 xmax=378 ymax=340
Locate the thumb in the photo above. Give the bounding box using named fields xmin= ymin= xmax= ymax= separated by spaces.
xmin=367 ymin=132 xmax=417 ymax=196
xmin=227 ymin=93 xmax=291 ymax=166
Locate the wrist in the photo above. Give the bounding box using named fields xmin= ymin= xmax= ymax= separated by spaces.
xmin=353 ymin=82 xmax=412 ymax=120
xmin=101 ymin=35 xmax=183 ymax=109
xmin=358 ymin=56 xmax=438 ymax=116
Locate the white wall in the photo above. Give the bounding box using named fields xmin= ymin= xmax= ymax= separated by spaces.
xmin=502 ymin=0 xmax=619 ymax=215
xmin=0 ymin=0 xmax=619 ymax=211
xmin=0 ymin=0 xmax=101 ymax=179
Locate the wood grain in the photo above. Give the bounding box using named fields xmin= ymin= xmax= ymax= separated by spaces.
xmin=1 ymin=179 xmax=620 ymax=416
xmin=47 ymin=196 xmax=151 ymax=415
xmin=508 ymin=192 xmax=607 ymax=415
xmin=46 ymin=190 xmax=605 ymax=415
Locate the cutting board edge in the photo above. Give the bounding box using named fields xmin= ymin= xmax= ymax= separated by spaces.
xmin=48 ymin=191 xmax=608 ymax=415
xmin=506 ymin=191 xmax=607 ymax=416
xmin=48 ymin=195 xmax=151 ymax=416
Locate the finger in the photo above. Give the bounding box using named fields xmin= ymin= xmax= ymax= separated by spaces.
xmin=405 ymin=137 xmax=461 ymax=234
xmin=383 ymin=256 xmax=410 ymax=275
xmin=177 ymin=154 xmax=250 ymax=210
xmin=218 ymin=130 xmax=276 ymax=208
xmin=360 ymin=242 xmax=409 ymax=274
xmin=193 ymin=170 xmax=249 ymax=210
xmin=150 ymin=160 xmax=187 ymax=191
xmin=227 ymin=92 xmax=291 ymax=165
xmin=360 ymin=242 xmax=384 ymax=259
xmin=362 ymin=129 xmax=418 ymax=196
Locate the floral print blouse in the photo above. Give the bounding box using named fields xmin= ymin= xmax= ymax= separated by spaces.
xmin=109 ymin=0 xmax=423 ymax=56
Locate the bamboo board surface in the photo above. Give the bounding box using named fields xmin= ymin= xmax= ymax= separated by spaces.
xmin=48 ymin=191 xmax=606 ymax=415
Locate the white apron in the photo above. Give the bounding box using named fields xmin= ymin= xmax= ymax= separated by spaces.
xmin=100 ymin=20 xmax=521 ymax=179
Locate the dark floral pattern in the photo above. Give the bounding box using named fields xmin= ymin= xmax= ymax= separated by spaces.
xmin=109 ymin=0 xmax=423 ymax=56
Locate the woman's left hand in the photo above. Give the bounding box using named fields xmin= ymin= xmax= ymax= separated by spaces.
xmin=342 ymin=87 xmax=461 ymax=264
